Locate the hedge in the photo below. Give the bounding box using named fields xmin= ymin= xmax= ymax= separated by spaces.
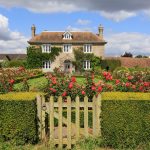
xmin=0 ymin=92 xmax=40 ymax=145
xmin=1 ymin=92 xmax=150 ymax=148
xmin=101 ymin=92 xmax=150 ymax=149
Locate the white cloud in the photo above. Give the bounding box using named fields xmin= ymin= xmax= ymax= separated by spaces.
xmin=0 ymin=14 xmax=28 ymax=54
xmin=100 ymin=11 xmax=136 ymax=22
xmin=105 ymin=32 xmax=150 ymax=56
xmin=76 ymin=19 xmax=91 ymax=25
xmin=1 ymin=0 xmax=150 ymax=21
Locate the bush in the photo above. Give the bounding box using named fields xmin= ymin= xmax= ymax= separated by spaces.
xmin=101 ymin=59 xmax=121 ymax=72
xmin=0 ymin=92 xmax=39 ymax=145
xmin=101 ymin=92 xmax=150 ymax=149
xmin=1 ymin=60 xmax=27 ymax=68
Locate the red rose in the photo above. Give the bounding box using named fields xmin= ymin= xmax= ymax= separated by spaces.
xmin=71 ymin=76 xmax=76 ymax=83
xmin=139 ymin=86 xmax=143 ymax=91
xmin=9 ymin=79 xmax=15 ymax=84
xmin=49 ymin=88 xmax=56 ymax=93
xmin=52 ymin=77 xmax=57 ymax=84
xmin=116 ymin=79 xmax=120 ymax=84
xmin=98 ymin=86 xmax=103 ymax=92
xmin=125 ymin=82 xmax=130 ymax=87
xmin=62 ymin=91 xmax=67 ymax=97
xmin=68 ymin=82 xmax=73 ymax=89
xmin=132 ymin=85 xmax=136 ymax=89
xmin=103 ymin=72 xmax=108 ymax=77
xmin=144 ymin=82 xmax=149 ymax=87
xmin=128 ymin=76 xmax=133 ymax=80
xmin=81 ymin=91 xmax=86 ymax=95
xmin=91 ymin=86 xmax=96 ymax=91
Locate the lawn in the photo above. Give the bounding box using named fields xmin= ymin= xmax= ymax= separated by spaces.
xmin=14 ymin=76 xmax=48 ymax=92
xmin=14 ymin=76 xmax=102 ymax=92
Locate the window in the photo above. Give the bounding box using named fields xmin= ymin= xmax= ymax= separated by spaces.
xmin=63 ymin=32 xmax=72 ymax=39
xmin=42 ymin=44 xmax=51 ymax=53
xmin=83 ymin=60 xmax=91 ymax=70
xmin=84 ymin=44 xmax=92 ymax=53
xmin=63 ymin=44 xmax=72 ymax=53
xmin=42 ymin=61 xmax=51 ymax=69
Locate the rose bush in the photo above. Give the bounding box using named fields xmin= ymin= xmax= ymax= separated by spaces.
xmin=45 ymin=68 xmax=150 ymax=100
xmin=0 ymin=67 xmax=42 ymax=93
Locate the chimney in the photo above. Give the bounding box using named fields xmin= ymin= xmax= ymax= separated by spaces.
xmin=31 ymin=24 xmax=36 ymax=38
xmin=98 ymin=24 xmax=104 ymax=39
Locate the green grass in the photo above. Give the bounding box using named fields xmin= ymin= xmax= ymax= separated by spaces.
xmin=14 ymin=76 xmax=102 ymax=92
xmin=14 ymin=76 xmax=48 ymax=92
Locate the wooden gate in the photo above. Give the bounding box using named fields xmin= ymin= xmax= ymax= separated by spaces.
xmin=36 ymin=95 xmax=101 ymax=149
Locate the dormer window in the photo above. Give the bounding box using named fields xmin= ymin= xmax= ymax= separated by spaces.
xmin=63 ymin=31 xmax=72 ymax=40
xmin=42 ymin=44 xmax=51 ymax=53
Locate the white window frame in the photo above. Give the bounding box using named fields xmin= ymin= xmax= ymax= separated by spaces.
xmin=42 ymin=44 xmax=51 ymax=53
xmin=83 ymin=60 xmax=91 ymax=70
xmin=63 ymin=32 xmax=72 ymax=40
xmin=63 ymin=44 xmax=72 ymax=53
xmin=83 ymin=44 xmax=92 ymax=53
xmin=42 ymin=61 xmax=51 ymax=69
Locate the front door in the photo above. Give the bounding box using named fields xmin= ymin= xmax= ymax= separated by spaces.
xmin=64 ymin=60 xmax=72 ymax=73
xmin=64 ymin=62 xmax=71 ymax=72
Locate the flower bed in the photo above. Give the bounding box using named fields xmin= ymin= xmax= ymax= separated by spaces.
xmin=44 ymin=69 xmax=150 ymax=100
xmin=0 ymin=67 xmax=43 ymax=93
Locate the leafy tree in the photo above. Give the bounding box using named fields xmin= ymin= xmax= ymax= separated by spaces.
xmin=121 ymin=52 xmax=133 ymax=57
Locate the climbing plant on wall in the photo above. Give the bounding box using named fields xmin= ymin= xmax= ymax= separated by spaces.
xmin=27 ymin=46 xmax=62 ymax=69
xmin=73 ymin=47 xmax=101 ymax=72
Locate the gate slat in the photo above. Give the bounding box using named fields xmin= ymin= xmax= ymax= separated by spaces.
xmin=49 ymin=96 xmax=54 ymax=140
xmin=58 ymin=96 xmax=63 ymax=148
xmin=84 ymin=96 xmax=88 ymax=137
xmin=96 ymin=94 xmax=101 ymax=136
xmin=41 ymin=96 xmax=45 ymax=140
xmin=75 ymin=96 xmax=80 ymax=140
xmin=93 ymin=95 xmax=97 ymax=136
xmin=67 ymin=97 xmax=71 ymax=149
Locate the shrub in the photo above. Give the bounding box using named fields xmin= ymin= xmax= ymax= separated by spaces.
xmin=1 ymin=60 xmax=27 ymax=68
xmin=101 ymin=59 xmax=121 ymax=72
xmin=0 ymin=92 xmax=39 ymax=145
xmin=101 ymin=92 xmax=150 ymax=149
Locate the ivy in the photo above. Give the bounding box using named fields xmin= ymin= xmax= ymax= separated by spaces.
xmin=73 ymin=47 xmax=101 ymax=72
xmin=27 ymin=46 xmax=62 ymax=69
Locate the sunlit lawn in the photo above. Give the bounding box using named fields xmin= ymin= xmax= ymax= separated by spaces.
xmin=14 ymin=76 xmax=102 ymax=92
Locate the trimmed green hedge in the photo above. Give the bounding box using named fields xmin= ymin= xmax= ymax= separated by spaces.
xmin=1 ymin=92 xmax=150 ymax=149
xmin=101 ymin=92 xmax=150 ymax=149
xmin=0 ymin=92 xmax=39 ymax=145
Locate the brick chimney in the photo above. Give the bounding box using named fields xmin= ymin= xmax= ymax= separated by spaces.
xmin=31 ymin=24 xmax=36 ymax=38
xmin=98 ymin=24 xmax=104 ymax=39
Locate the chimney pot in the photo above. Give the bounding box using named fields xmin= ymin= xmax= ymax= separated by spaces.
xmin=31 ymin=24 xmax=36 ymax=38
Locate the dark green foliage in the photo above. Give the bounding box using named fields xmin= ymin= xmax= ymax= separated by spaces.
xmin=27 ymin=46 xmax=62 ymax=69
xmin=0 ymin=99 xmax=38 ymax=145
xmin=2 ymin=60 xmax=27 ymax=68
xmin=121 ymin=52 xmax=133 ymax=57
xmin=101 ymin=59 xmax=121 ymax=71
xmin=101 ymin=100 xmax=150 ymax=149
xmin=73 ymin=48 xmax=101 ymax=72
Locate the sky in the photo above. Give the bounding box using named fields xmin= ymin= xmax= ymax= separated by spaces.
xmin=0 ymin=0 xmax=150 ymax=56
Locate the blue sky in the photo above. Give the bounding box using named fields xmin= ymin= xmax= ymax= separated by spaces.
xmin=0 ymin=0 xmax=150 ymax=56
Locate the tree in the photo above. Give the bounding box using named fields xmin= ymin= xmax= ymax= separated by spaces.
xmin=121 ymin=52 xmax=133 ymax=57
xmin=135 ymin=55 xmax=148 ymax=58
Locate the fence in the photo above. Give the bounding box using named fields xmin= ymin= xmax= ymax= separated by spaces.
xmin=36 ymin=95 xmax=101 ymax=149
